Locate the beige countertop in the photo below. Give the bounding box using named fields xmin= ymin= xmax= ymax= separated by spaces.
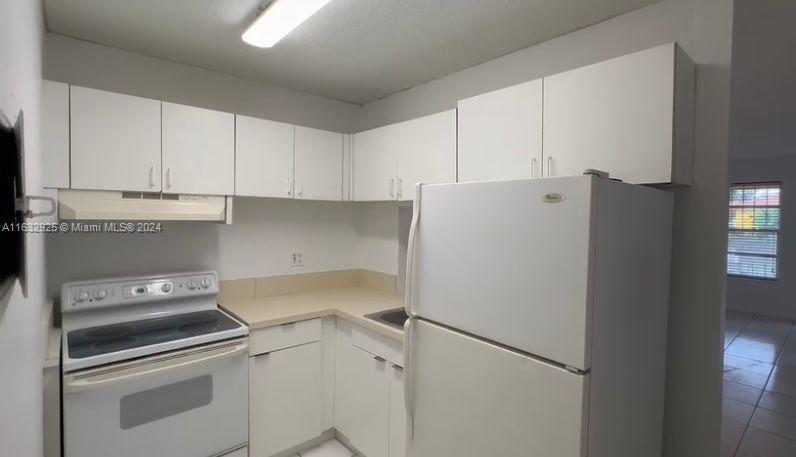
xmin=220 ymin=286 xmax=405 ymax=342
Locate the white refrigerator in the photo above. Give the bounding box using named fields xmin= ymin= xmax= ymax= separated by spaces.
xmin=403 ymin=175 xmax=673 ymax=457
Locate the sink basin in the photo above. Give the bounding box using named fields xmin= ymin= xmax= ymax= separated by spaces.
xmin=365 ymin=307 xmax=409 ymax=330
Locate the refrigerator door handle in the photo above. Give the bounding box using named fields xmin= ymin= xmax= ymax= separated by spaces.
xmin=404 ymin=182 xmax=422 ymax=316
xmin=403 ymin=317 xmax=415 ymax=441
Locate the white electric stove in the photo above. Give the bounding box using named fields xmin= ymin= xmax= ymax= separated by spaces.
xmin=60 ymin=271 xmax=249 ymax=457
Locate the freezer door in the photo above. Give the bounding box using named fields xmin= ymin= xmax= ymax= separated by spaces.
xmin=405 ymin=318 xmax=588 ymax=457
xmin=406 ymin=176 xmax=595 ymax=370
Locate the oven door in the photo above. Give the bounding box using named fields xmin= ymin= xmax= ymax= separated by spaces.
xmin=63 ymin=338 xmax=248 ymax=457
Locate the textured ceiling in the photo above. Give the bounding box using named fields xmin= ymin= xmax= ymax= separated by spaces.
xmin=44 ymin=0 xmax=661 ymax=104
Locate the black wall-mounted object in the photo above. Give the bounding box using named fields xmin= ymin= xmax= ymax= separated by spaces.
xmin=0 ymin=113 xmax=25 ymax=300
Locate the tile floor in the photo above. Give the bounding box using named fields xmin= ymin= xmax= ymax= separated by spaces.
xmin=292 ymin=439 xmax=356 ymax=457
xmin=723 ymin=310 xmax=796 ymax=457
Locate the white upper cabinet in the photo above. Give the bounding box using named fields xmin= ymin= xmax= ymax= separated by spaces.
xmin=70 ymin=86 xmax=161 ymax=192
xmin=543 ymin=42 xmax=695 ymax=184
xmin=457 ymin=80 xmax=543 ymax=182
xmin=353 ymin=124 xmax=399 ymax=202
xmin=353 ymin=110 xmax=456 ymax=202
xmin=394 ymin=110 xmax=456 ymax=201
xmin=162 ymin=102 xmax=235 ymax=195
xmin=235 ymin=115 xmax=295 ymax=198
xmin=42 ymin=80 xmax=70 ymax=189
xmin=294 ymin=126 xmax=344 ymax=201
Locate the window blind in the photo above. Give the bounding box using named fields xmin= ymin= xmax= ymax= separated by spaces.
xmin=727 ymin=183 xmax=781 ymax=280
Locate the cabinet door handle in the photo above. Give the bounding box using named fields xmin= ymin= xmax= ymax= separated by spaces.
xmin=389 ymin=178 xmax=395 ymax=198
xmin=297 ymin=179 xmax=304 ymax=197
xmin=531 ymin=158 xmax=538 ymax=178
xmin=286 ymin=178 xmax=293 ymax=196
xmin=148 ymin=165 xmax=155 ymax=188
xmin=166 ymin=168 xmax=172 ymax=189
xmin=547 ymin=156 xmax=553 ymax=177
xmin=397 ymin=178 xmax=403 ymax=198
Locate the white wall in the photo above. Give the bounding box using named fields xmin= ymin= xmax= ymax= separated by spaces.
xmin=44 ymin=34 xmax=359 ymax=133
xmin=0 ymin=1 xmax=46 ymax=456
xmin=725 ymin=0 xmax=796 ymax=319
xmin=354 ymin=202 xmax=400 ymax=275
xmin=727 ymin=156 xmax=796 ymax=318
xmin=46 ymin=198 xmax=403 ymax=296
xmin=353 ymin=2 xmax=734 ymax=456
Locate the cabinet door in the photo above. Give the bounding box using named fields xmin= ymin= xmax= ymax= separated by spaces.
xmin=457 ymin=80 xmax=543 ymax=182
xmin=388 ymin=365 xmax=406 ymax=457
xmin=353 ymin=125 xmax=397 ymax=201
xmin=235 ymin=115 xmax=295 ymax=198
xmin=395 ymin=110 xmax=456 ymax=201
xmin=543 ymin=43 xmax=677 ymax=184
xmin=335 ymin=343 xmax=390 ymax=457
xmin=162 ymin=102 xmax=234 ymax=195
xmin=42 ymin=80 xmax=70 ymax=189
xmin=70 ymin=86 xmax=161 ymax=192
xmin=250 ymin=342 xmax=323 ymax=457
xmin=294 ymin=126 xmax=343 ymax=201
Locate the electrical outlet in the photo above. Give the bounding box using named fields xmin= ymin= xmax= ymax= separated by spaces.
xmin=290 ymin=252 xmax=304 ymax=267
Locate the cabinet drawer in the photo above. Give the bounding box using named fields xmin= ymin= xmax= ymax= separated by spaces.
xmin=352 ymin=324 xmax=403 ymax=368
xmin=250 ymin=318 xmax=322 ymax=356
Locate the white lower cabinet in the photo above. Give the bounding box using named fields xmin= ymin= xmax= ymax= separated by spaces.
xmin=221 ymin=447 xmax=248 ymax=457
xmin=250 ymin=341 xmax=323 ymax=457
xmin=247 ymin=318 xmax=405 ymax=457
xmin=335 ymin=343 xmax=390 ymax=457
xmin=335 ymin=320 xmax=406 ymax=457
xmin=388 ymin=366 xmax=406 ymax=457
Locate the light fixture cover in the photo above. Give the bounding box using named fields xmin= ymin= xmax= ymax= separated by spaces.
xmin=242 ymin=0 xmax=334 ymax=48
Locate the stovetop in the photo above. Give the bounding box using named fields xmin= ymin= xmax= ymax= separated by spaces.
xmin=67 ymin=309 xmax=242 ymax=360
xmin=60 ymin=271 xmax=249 ymax=372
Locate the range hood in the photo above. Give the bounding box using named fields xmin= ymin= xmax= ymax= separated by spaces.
xmin=58 ymin=190 xmax=230 ymax=221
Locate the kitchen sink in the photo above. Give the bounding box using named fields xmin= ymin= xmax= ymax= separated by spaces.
xmin=365 ymin=307 xmax=409 ymax=330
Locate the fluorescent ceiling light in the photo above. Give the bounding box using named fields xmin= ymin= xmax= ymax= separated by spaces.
xmin=242 ymin=0 xmax=333 ymax=48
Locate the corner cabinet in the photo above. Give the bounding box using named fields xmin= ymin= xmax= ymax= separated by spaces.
xmin=394 ymin=110 xmax=456 ymax=201
xmin=542 ymin=42 xmax=695 ymax=185
xmin=70 ymin=86 xmax=162 ymax=192
xmin=457 ymin=79 xmax=543 ymax=182
xmin=162 ymin=102 xmax=235 ymax=195
xmin=294 ymin=126 xmax=344 ymax=201
xmin=353 ymin=110 xmax=456 ymax=202
xmin=335 ymin=320 xmax=406 ymax=457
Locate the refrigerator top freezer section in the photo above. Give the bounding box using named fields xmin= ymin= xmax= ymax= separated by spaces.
xmin=405 ymin=175 xmax=674 ymax=371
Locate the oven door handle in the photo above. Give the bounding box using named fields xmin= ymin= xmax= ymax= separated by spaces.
xmin=64 ymin=341 xmax=248 ymax=394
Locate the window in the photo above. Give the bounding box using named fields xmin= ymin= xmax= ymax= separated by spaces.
xmin=728 ymin=183 xmax=781 ymax=280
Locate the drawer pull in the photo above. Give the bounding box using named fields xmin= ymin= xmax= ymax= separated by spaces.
xmin=373 ymin=355 xmax=386 ymax=363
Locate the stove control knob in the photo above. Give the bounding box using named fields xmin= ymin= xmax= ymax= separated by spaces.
xmin=161 ymin=282 xmax=173 ymax=293
xmin=75 ymin=290 xmax=89 ymax=303
xmin=201 ymin=278 xmax=211 ymax=289
xmin=187 ymin=280 xmax=198 ymax=290
xmin=93 ymin=289 xmax=107 ymax=301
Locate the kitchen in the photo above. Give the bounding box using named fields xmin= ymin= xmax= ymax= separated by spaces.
xmin=2 ymin=1 xmax=737 ymax=457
